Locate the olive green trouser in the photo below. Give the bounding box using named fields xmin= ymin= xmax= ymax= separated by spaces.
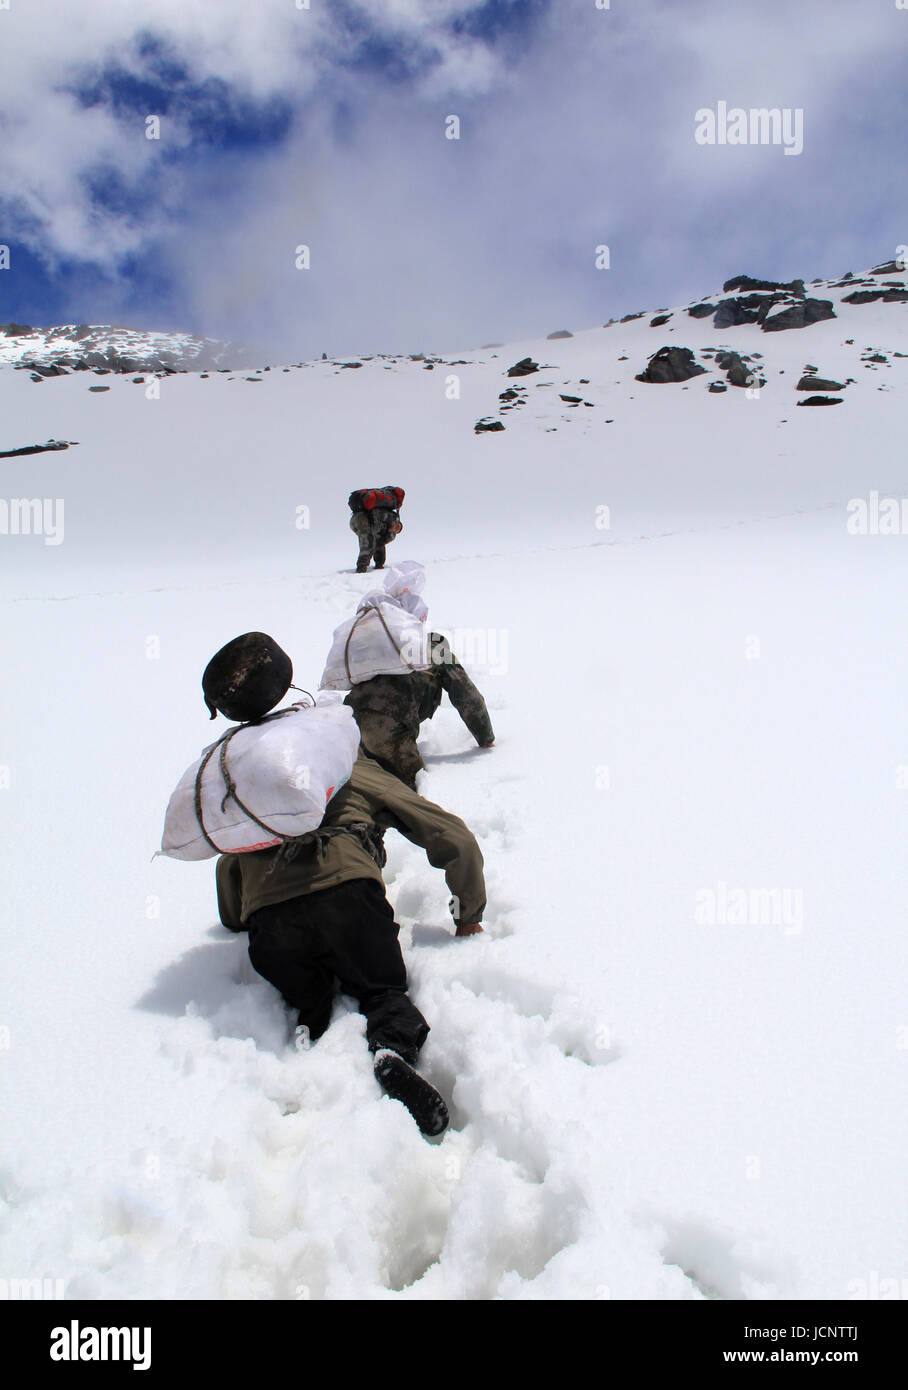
xmin=216 ymin=853 xmax=245 ymax=931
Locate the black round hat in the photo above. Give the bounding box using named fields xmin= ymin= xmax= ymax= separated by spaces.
xmin=202 ymin=632 xmax=293 ymax=721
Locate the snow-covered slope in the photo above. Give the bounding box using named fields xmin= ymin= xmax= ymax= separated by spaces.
xmin=1 ymin=264 xmax=906 ymax=1300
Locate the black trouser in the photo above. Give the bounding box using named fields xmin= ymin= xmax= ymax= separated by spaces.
xmin=246 ymin=878 xmax=429 ymax=1063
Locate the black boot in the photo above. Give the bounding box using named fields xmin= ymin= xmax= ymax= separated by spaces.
xmin=373 ymin=545 xmax=386 ymax=569
xmin=373 ymin=1049 xmax=449 ymax=1135
xmin=356 ymin=555 xmax=370 ymax=573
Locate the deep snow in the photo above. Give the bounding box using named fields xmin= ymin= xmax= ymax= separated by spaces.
xmin=1 ymin=268 xmax=907 ymax=1299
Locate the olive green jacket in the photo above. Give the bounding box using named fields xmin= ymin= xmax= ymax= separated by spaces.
xmin=229 ymin=752 xmax=486 ymax=927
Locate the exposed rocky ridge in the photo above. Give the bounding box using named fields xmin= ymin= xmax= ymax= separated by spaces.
xmin=471 ymin=259 xmax=905 ymax=433
xmin=0 ymin=322 xmax=259 ymax=375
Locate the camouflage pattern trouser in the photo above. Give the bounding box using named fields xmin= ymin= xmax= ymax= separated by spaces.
xmin=354 ymin=711 xmax=423 ymax=790
xmin=349 ymin=510 xmax=398 ymax=570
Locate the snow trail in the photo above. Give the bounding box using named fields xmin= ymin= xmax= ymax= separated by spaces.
xmin=3 ymin=269 xmax=907 ymax=1298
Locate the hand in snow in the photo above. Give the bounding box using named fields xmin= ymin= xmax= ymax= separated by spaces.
xmin=455 ymin=922 xmax=483 ymax=937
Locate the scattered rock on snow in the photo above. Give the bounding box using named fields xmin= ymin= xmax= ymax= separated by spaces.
xmin=635 ymin=346 xmax=707 ymax=384
xmin=474 ymin=418 xmax=505 ymax=433
xmin=507 ymin=357 xmax=540 ymax=377
xmin=0 ymin=438 xmax=77 ymax=458
xmin=718 ymin=351 xmax=766 ymax=388
xmin=796 ymin=375 xmax=846 ymax=392
xmin=547 ymin=330 xmax=573 ymax=339
xmin=796 ymin=395 xmax=843 ymax=406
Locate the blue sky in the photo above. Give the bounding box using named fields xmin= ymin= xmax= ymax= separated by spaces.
xmin=0 ymin=0 xmax=906 ymax=359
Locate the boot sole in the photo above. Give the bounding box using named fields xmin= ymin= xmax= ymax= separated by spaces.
xmin=373 ymin=1051 xmax=449 ymax=1136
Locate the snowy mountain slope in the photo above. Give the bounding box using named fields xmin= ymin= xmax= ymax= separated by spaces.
xmin=0 ymin=322 xmax=258 ymax=375
xmin=1 ymin=264 xmax=907 ymax=1300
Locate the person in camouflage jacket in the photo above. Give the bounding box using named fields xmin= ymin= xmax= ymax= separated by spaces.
xmin=344 ymin=631 xmax=495 ymax=789
xmin=349 ymin=486 xmax=404 ymax=572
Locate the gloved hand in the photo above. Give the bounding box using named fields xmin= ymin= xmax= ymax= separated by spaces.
xmin=455 ymin=922 xmax=483 ymax=937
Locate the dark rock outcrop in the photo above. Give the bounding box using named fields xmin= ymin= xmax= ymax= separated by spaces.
xmin=714 ymin=350 xmax=765 ymax=388
xmin=796 ymin=396 xmax=842 ymax=406
xmin=0 ymin=438 xmax=77 ymax=458
xmin=761 ymin=299 xmax=836 ymax=332
xmin=635 ymin=346 xmax=706 ymax=384
xmin=714 ymin=298 xmax=761 ymax=329
xmin=507 ymin=357 xmax=540 ymax=378
xmin=723 ymin=275 xmax=806 ymax=296
xmin=796 ymin=375 xmax=846 ymax=392
xmin=27 ymin=362 xmax=68 ymax=377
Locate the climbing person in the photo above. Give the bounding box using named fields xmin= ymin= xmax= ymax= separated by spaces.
xmin=348 ymin=485 xmax=405 ymax=572
xmin=200 ymin=632 xmax=486 ymax=1136
xmin=321 ymin=560 xmax=496 ymax=790
xmin=344 ymin=632 xmax=495 ymax=791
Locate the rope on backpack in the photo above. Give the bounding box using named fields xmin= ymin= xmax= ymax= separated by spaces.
xmin=192 ymin=706 xmax=386 ymax=872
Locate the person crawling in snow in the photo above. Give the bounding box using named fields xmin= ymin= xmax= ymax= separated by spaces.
xmin=206 ymin=632 xmax=485 ymax=1137
xmin=345 ymin=634 xmax=495 ymax=791
xmin=336 ymin=561 xmax=495 ymax=790
xmin=348 ymin=485 xmax=404 ymax=572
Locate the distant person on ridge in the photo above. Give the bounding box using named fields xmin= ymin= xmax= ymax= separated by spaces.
xmin=348 ymin=485 xmax=405 ymax=572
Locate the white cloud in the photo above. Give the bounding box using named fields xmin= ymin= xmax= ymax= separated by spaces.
xmin=0 ymin=0 xmax=904 ymax=352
